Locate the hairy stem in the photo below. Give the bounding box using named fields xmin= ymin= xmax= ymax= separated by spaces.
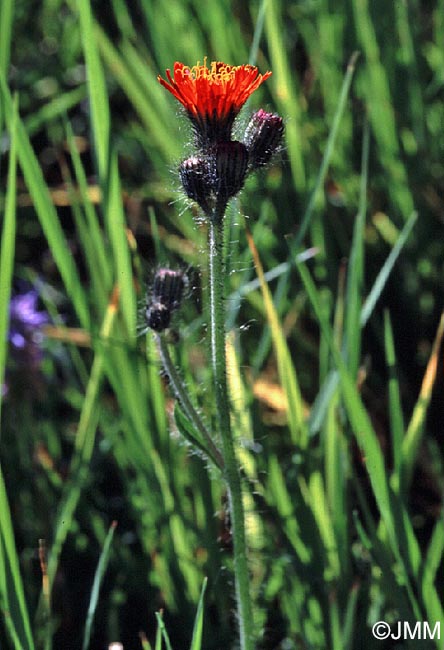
xmin=155 ymin=332 xmax=224 ymax=470
xmin=208 ymin=217 xmax=254 ymax=650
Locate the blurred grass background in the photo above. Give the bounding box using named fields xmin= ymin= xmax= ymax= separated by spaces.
xmin=1 ymin=0 xmax=444 ymax=649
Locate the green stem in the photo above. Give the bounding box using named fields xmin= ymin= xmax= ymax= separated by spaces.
xmin=208 ymin=218 xmax=254 ymax=650
xmin=155 ymin=332 xmax=224 ymax=470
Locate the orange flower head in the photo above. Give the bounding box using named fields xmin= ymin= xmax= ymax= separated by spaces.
xmin=158 ymin=59 xmax=272 ymax=145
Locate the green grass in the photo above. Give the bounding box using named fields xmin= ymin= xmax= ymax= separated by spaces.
xmin=1 ymin=0 xmax=444 ymax=649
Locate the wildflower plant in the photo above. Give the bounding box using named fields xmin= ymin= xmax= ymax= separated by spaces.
xmin=155 ymin=58 xmax=284 ymax=650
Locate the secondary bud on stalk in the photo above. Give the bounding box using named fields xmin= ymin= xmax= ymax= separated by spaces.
xmin=214 ymin=140 xmax=248 ymax=202
xmin=243 ymin=109 xmax=284 ymax=169
xmin=180 ymin=144 xmax=249 ymax=219
xmin=179 ymin=156 xmax=213 ymax=214
xmin=146 ymin=268 xmax=187 ymax=332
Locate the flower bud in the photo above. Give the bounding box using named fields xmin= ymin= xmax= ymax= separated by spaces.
xmin=146 ymin=268 xmax=187 ymax=332
xmin=243 ymin=109 xmax=284 ymax=169
xmin=213 ymin=141 xmax=248 ymax=201
xmin=179 ymin=156 xmax=213 ymax=214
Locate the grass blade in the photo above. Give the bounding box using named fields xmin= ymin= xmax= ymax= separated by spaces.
xmin=246 ymin=228 xmax=307 ymax=447
xmin=291 ymin=51 xmax=360 ymax=249
xmin=307 ymin=471 xmax=340 ymax=579
xmin=0 ymin=76 xmax=90 ymax=328
xmin=401 ymin=311 xmax=444 ymax=490
xmin=248 ymin=0 xmax=267 ymax=66
xmin=264 ymin=0 xmax=305 ymax=190
xmin=0 ymin=0 xmax=13 ymax=134
xmin=423 ymin=516 xmax=444 ymax=589
xmin=77 ymin=0 xmax=110 ymax=181
xmin=309 ymin=210 xmax=419 ymax=435
xmin=361 ymin=211 xmax=418 ymax=326
xmin=140 ymin=631 xmax=152 ymax=650
xmin=46 ymin=288 xmax=119 ymax=586
xmin=105 ymin=151 xmax=136 ymax=337
xmin=64 ymin=121 xmax=112 ymax=307
xmin=0 ymin=0 xmax=13 ymax=131
xmin=296 ymin=258 xmax=396 ymax=543
xmin=352 ymin=0 xmax=414 ymax=218
xmin=155 ymin=611 xmax=163 ymax=650
xmin=296 ymin=257 xmax=434 ymax=613
xmin=82 ymin=521 xmax=117 ymax=650
xmin=342 ymin=583 xmax=359 ymax=650
xmin=266 ymin=456 xmax=311 ymax=564
xmin=0 ymin=465 xmax=35 ymax=650
xmin=23 ymin=86 xmax=87 ymax=137
xmin=189 ymin=578 xmax=207 ymax=650
xmin=0 ymin=93 xmax=17 ymax=417
xmin=95 ymin=25 xmax=179 ymax=162
xmin=0 ymin=94 xmax=34 ymax=650
xmin=344 ymin=117 xmax=370 ymax=378
xmin=155 ymin=612 xmax=174 ymax=650
xmin=383 ymin=310 xmax=405 ymax=479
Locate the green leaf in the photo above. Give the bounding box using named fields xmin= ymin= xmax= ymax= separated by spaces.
xmin=352 ymin=0 xmax=414 ymax=218
xmin=309 ymin=210 xmax=418 ymax=435
xmin=0 ymin=0 xmax=13 ymax=91
xmin=95 ymin=25 xmax=179 ymax=162
xmin=105 ymin=151 xmax=136 ymax=338
xmin=296 ymin=258 xmax=396 ymax=544
xmin=360 ymin=211 xmax=418 ymax=326
xmin=24 ymin=86 xmax=87 ymax=137
xmin=247 ymin=229 xmax=307 ymax=447
xmin=0 ymin=96 xmax=34 ymax=650
xmin=0 ymin=466 xmax=35 ymax=650
xmin=383 ymin=310 xmax=405 ymax=479
xmin=77 ymin=0 xmax=110 ymax=181
xmin=291 ymin=51 xmax=360 ymax=247
xmin=156 ymin=612 xmax=174 ymax=650
xmin=0 ymin=93 xmax=17 ymax=413
xmin=46 ymin=290 xmax=119 ymax=586
xmin=401 ymin=311 xmax=444 ymax=490
xmin=189 ymin=578 xmax=207 ymax=650
xmin=82 ymin=521 xmax=117 ymax=650
xmin=344 ymin=118 xmax=370 ymax=378
xmin=174 ymin=403 xmax=218 ymax=466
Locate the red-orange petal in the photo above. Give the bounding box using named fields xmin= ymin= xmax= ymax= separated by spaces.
xmin=158 ymin=59 xmax=271 ymax=119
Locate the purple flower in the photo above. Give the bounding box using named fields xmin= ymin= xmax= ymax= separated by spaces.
xmin=2 ymin=286 xmax=50 ymax=399
xmin=10 ymin=290 xmax=49 ymax=332
xmin=8 ymin=287 xmax=49 ymax=370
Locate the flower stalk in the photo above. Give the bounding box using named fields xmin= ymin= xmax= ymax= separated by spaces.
xmin=155 ymin=331 xmax=224 ymax=470
xmin=208 ymin=216 xmax=254 ymax=650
